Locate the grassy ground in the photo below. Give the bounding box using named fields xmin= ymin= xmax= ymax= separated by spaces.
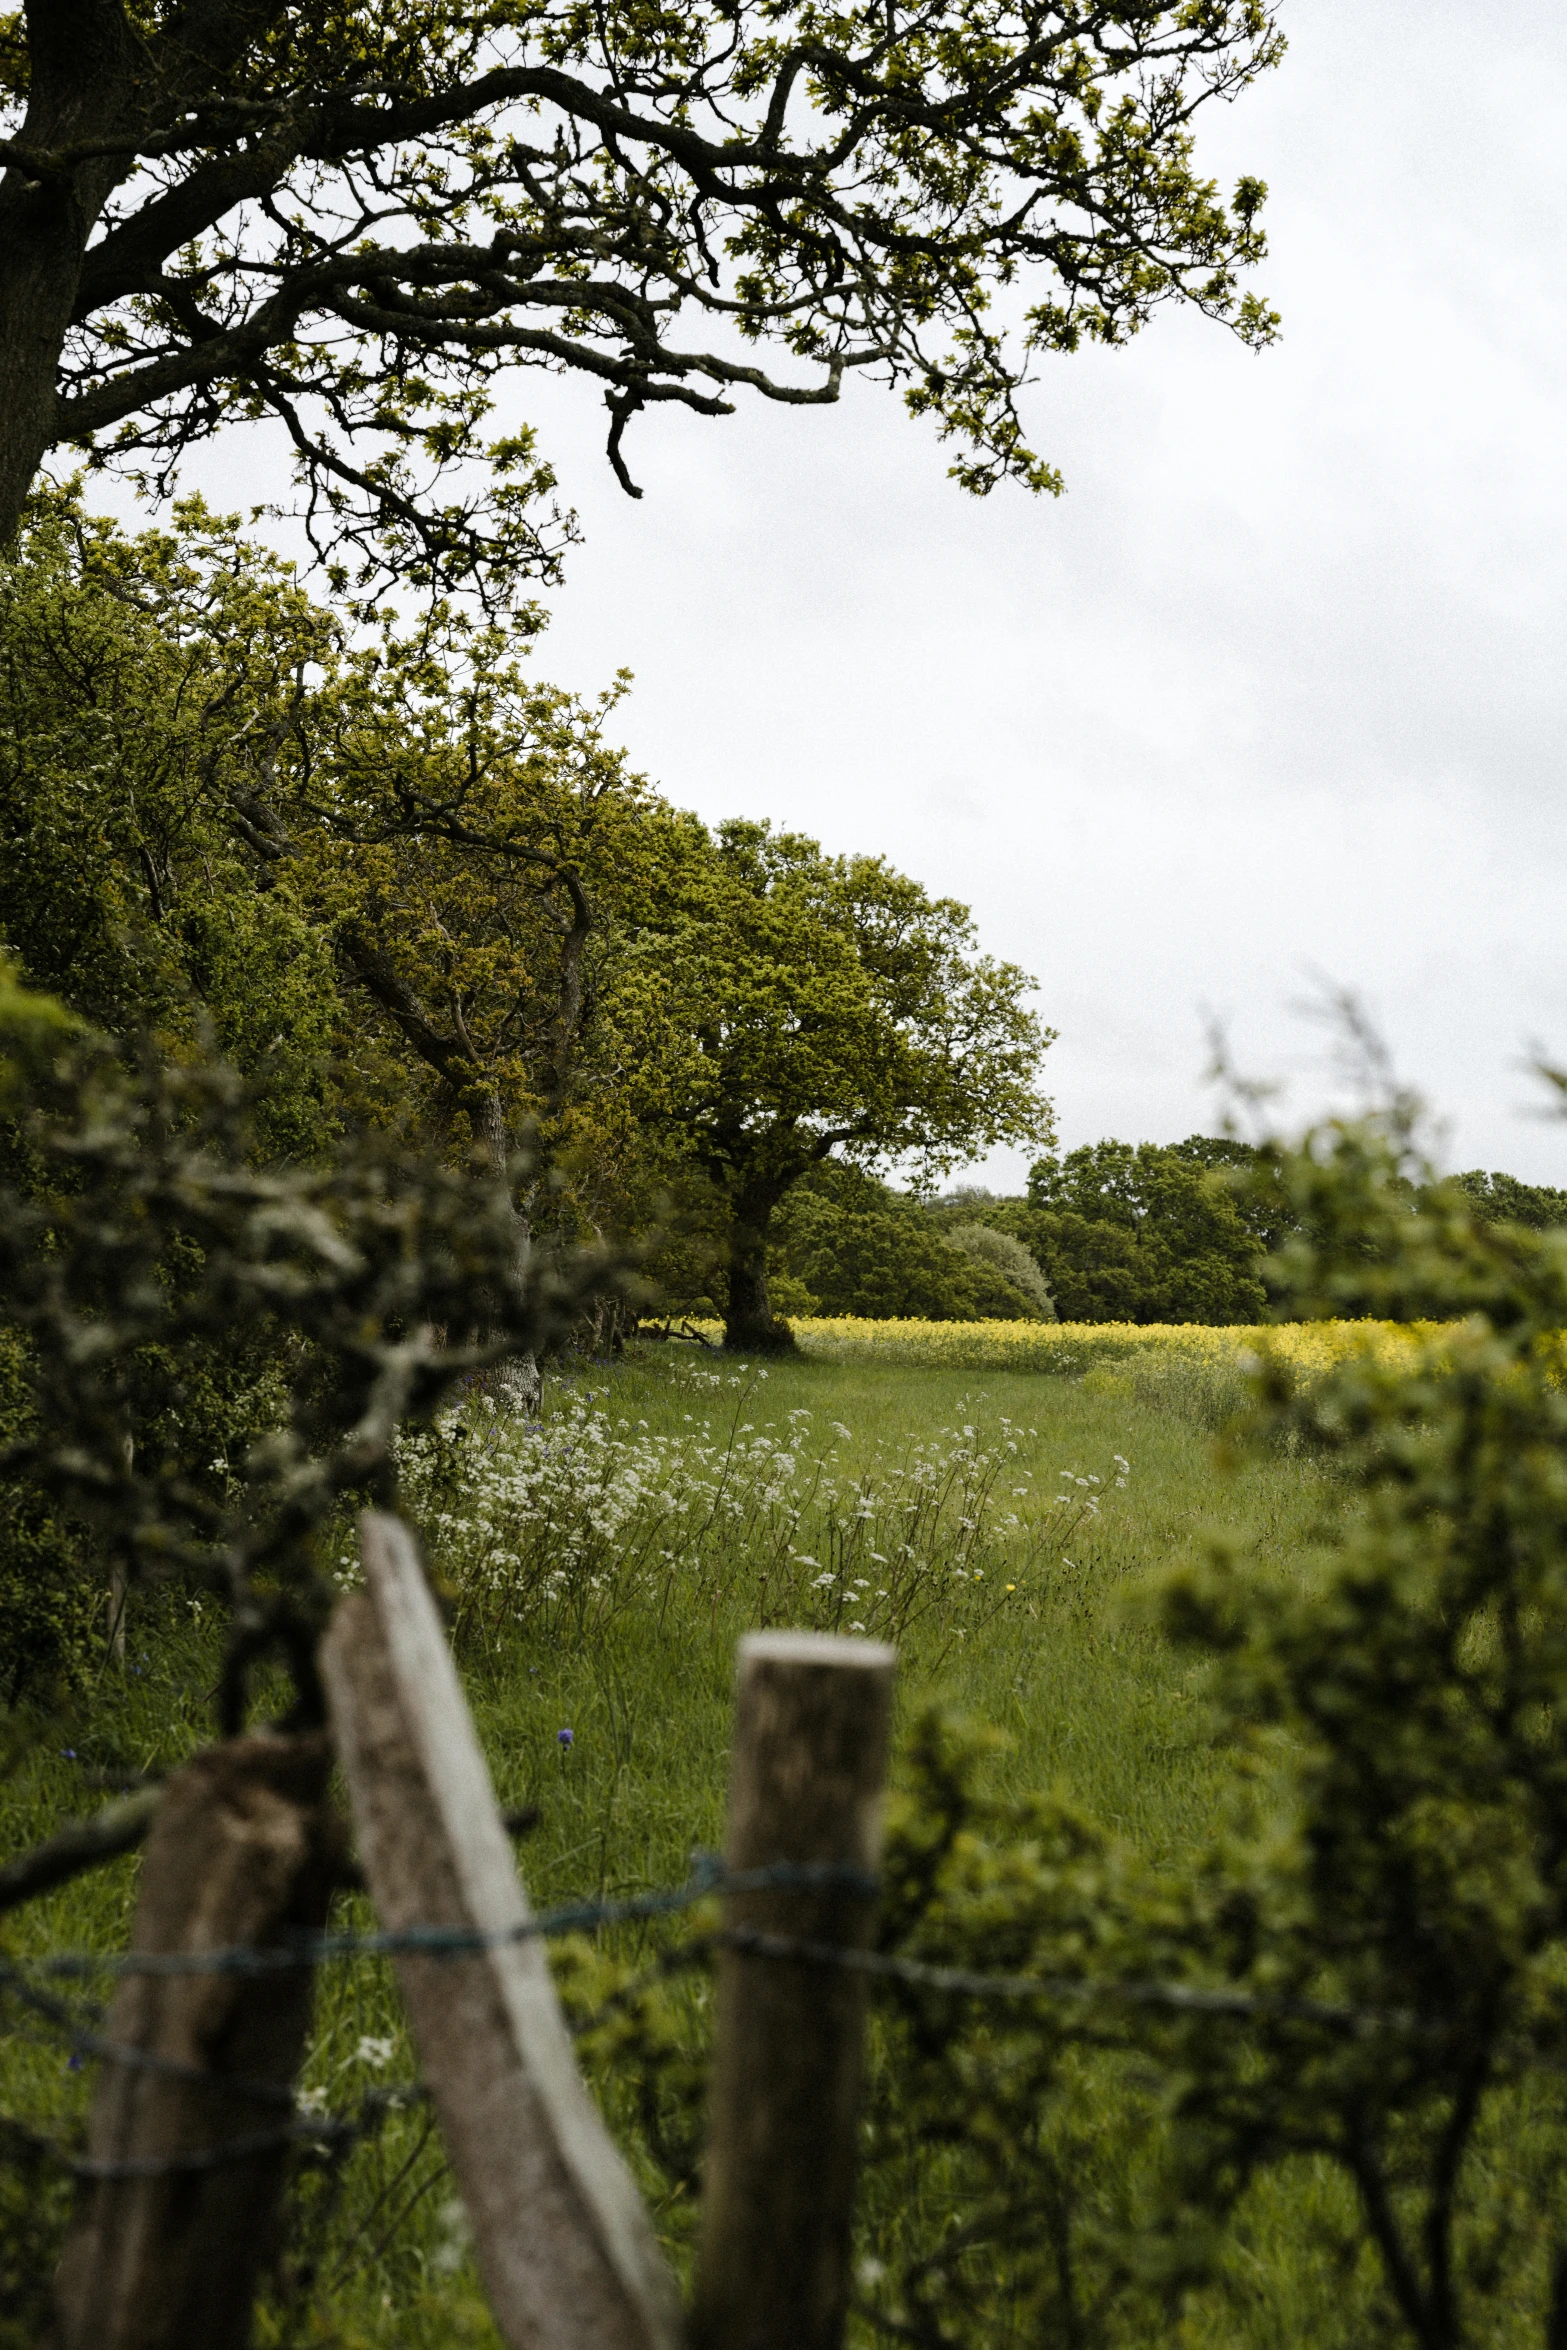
xmin=0 ymin=1346 xmax=1334 ymax=2346
xmin=450 ymin=1347 xmax=1327 ymax=1893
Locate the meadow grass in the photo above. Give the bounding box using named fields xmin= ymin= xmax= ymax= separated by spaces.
xmin=430 ymin=1346 xmax=1329 ymax=1872
xmin=0 ymin=1345 xmax=1336 ymax=2347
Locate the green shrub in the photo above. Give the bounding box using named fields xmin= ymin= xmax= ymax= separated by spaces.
xmin=771 ymin=1192 xmax=982 ymax=1319
xmin=0 ymin=961 xmax=613 ymax=1732
xmin=0 ymin=1495 xmax=101 ymax=1710
xmin=769 ymin=1174 xmax=1048 ymax=1321
xmin=942 ymin=1220 xmax=1056 ymax=1317
xmin=0 ymin=1329 xmax=100 ymax=1705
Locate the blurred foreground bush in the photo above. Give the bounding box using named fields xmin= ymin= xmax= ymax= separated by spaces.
xmin=0 ymin=959 xmax=612 ymax=1724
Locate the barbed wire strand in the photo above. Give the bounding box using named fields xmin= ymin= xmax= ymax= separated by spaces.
xmin=0 ymin=1860 xmax=1427 ymax=2187
xmin=3 ymin=1858 xmax=1415 ymax=2022
xmin=11 ymin=1858 xmax=867 ymax=1981
xmin=4 ymin=2086 xmax=425 ymax=2184
xmin=717 ymin=1926 xmax=1411 ymax=2035
xmin=0 ymin=1959 xmax=299 ymax=2106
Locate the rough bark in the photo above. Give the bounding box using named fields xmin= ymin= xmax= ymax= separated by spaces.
xmin=320 ymin=1516 xmax=683 ymax=2350
xmin=54 ymin=1730 xmax=342 ymax=2350
xmin=723 ymin=1192 xmax=796 ymax=1354
xmin=466 ymin=1084 xmax=541 ymax=1412
xmin=692 ymin=1630 xmax=895 ymax=2350
xmin=0 ymin=3 xmax=142 ymax=542
xmin=544 ymin=867 xmax=592 ymax=1120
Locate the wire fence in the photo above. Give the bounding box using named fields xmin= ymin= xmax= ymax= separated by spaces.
xmin=1 ymin=1853 xmax=1401 ymax=2023
xmin=12 ymin=1857 xmax=869 ymax=1980
xmin=0 ymin=1852 xmax=1425 ymax=2192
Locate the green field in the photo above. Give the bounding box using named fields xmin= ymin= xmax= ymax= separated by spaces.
xmin=422 ymin=1345 xmax=1325 ymax=1883
xmin=4 ymin=1348 xmax=1331 ymax=2345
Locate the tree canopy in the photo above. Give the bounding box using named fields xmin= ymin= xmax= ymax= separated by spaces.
xmin=0 ymin=484 xmax=678 ymax=1173
xmin=1451 ymin=1168 xmax=1567 ymax=1233
xmin=0 ymin=485 xmax=343 ymax=1158
xmin=0 ymin=1 xmax=1280 ymax=600
xmin=0 ymin=488 xmax=1054 ymax=1351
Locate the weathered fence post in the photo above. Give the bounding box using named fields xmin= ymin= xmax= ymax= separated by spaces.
xmin=691 ymin=1629 xmax=896 ymax=2350
xmin=319 ymin=1510 xmax=682 ymax=2350
xmin=54 ymin=1731 xmax=340 ymax=2350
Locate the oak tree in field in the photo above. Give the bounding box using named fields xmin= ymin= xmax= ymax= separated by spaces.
xmin=1 ymin=1 xmax=1279 ymax=599
xmin=626 ymin=818 xmax=1053 ymax=1350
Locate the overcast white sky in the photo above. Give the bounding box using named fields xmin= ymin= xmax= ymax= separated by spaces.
xmin=181 ymin=0 xmax=1567 ymax=1186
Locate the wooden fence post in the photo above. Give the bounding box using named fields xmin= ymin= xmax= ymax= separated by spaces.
xmin=319 ymin=1510 xmax=682 ymax=2350
xmin=691 ymin=1629 xmax=896 ymax=2350
xmin=53 ymin=1731 xmax=340 ymax=2350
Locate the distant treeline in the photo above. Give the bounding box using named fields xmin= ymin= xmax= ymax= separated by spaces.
xmin=757 ymin=1144 xmax=1567 ymax=1327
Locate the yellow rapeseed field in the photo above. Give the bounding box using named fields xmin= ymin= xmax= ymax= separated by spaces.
xmin=684 ymin=1317 xmax=1447 ymax=1375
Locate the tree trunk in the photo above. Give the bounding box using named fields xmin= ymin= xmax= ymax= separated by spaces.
xmin=0 ymin=186 xmax=84 ymax=544
xmin=471 ymin=1085 xmax=542 ymax=1413
xmin=724 ymin=1196 xmax=796 ymax=1355
xmin=0 ymin=7 xmax=144 ymax=544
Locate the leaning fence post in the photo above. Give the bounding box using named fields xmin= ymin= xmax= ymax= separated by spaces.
xmin=319 ymin=1510 xmax=682 ymax=2350
xmin=53 ymin=1731 xmax=340 ymax=2350
xmin=691 ymin=1629 xmax=896 ymax=2350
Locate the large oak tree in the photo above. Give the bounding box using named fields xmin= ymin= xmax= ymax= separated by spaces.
xmin=622 ymin=817 xmax=1054 ymax=1350
xmin=0 ymin=1 xmax=1279 ymax=600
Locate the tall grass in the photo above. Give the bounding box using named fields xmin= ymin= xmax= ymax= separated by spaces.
xmin=401 ymin=1363 xmax=1129 ymax=1667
